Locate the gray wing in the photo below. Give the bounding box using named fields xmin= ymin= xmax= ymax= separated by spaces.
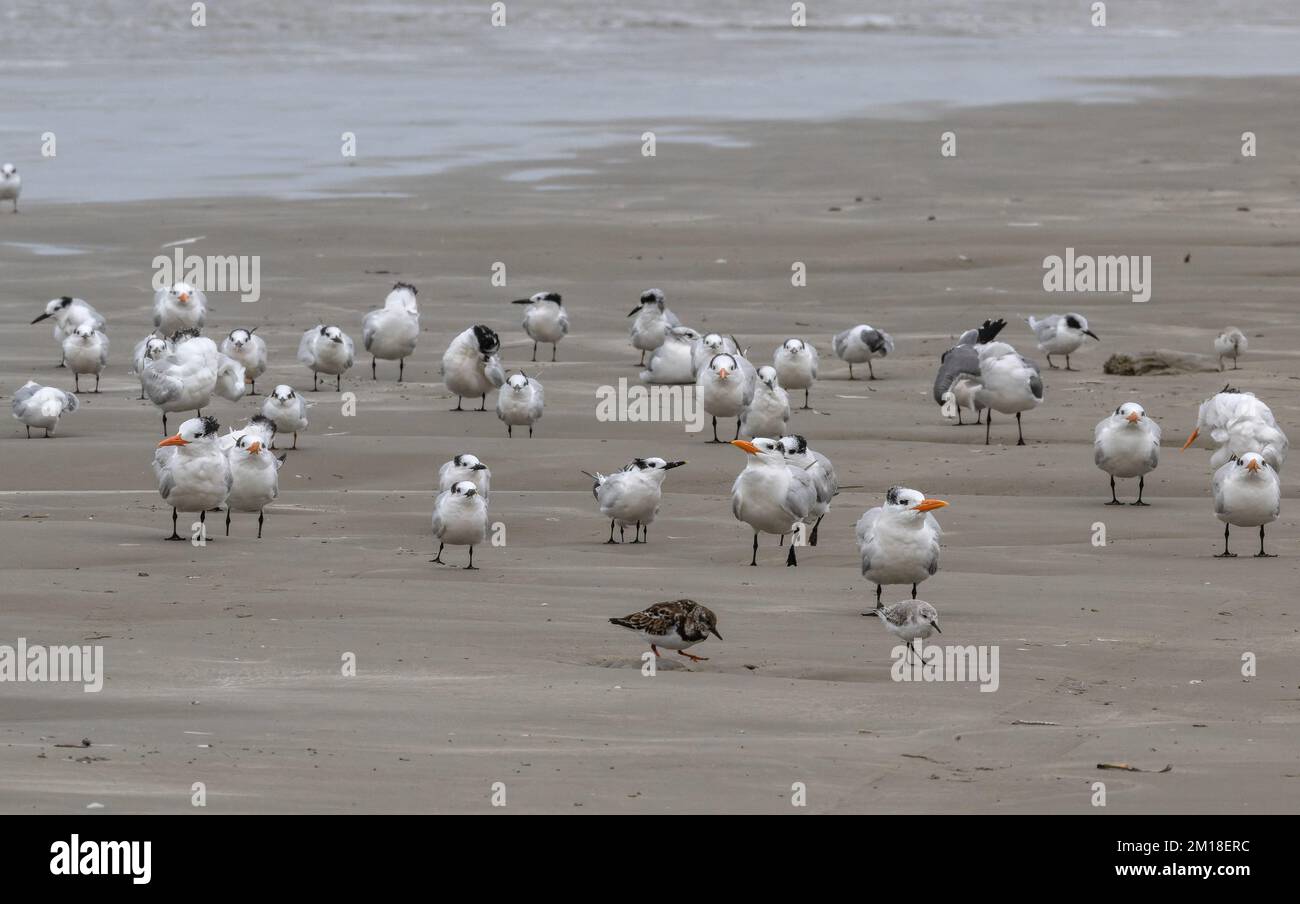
xmin=855 ymin=507 xmax=882 ymax=573
xmin=812 ymin=451 xmax=838 ymax=500
xmin=831 ymin=328 xmax=852 ymax=359
xmin=862 ymin=329 xmax=892 ymax=355
xmin=558 ymin=307 xmax=570 ymax=336
xmin=11 ymin=382 xmax=40 ymax=416
xmin=1023 ymin=356 xmax=1044 ymax=400
xmin=342 ymin=333 xmax=355 ymax=368
xmin=98 ymin=337 xmax=110 ymax=367
xmin=61 ymin=390 xmax=80 ymax=413
xmin=1211 ymin=466 xmax=1228 ymax=515
xmin=933 ymin=344 xmax=979 ymax=404
xmin=664 ymin=308 xmax=681 ymax=328
xmin=485 ymin=355 xmax=505 ymax=388
xmin=1029 ymin=315 xmax=1060 ymax=342
xmin=142 ymin=357 xmax=184 ymax=405
xmin=296 ymin=329 xmax=318 ymax=366
xmin=362 ymin=310 xmax=380 ymax=350
xmin=528 ymin=380 xmax=545 ymax=419
xmin=785 ymin=468 xmax=815 ymax=521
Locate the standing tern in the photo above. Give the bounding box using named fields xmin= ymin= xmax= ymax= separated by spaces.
xmin=362 ymin=282 xmax=420 ymax=380
xmin=628 ymin=288 xmax=681 ymax=366
xmin=729 ymin=438 xmax=815 ymax=566
xmin=1211 ymin=452 xmax=1280 ymax=557
xmin=131 ymin=334 xmax=172 ymax=399
xmin=974 ymin=341 xmax=1043 ymax=445
xmin=856 ymin=486 xmax=948 ymax=604
xmin=11 ymin=382 xmax=78 ymax=438
xmin=1182 ymin=385 xmax=1287 ymax=471
xmin=1095 ymin=402 xmax=1160 ymax=505
xmin=297 ymin=325 xmax=355 ymax=392
xmin=441 ymin=325 xmax=504 ymax=410
xmin=583 ymin=457 xmax=686 ymax=544
xmin=1215 ymin=328 xmax=1247 ymax=371
xmin=496 ymin=372 xmax=544 ymax=437
xmin=153 ymin=282 xmax=207 ymax=336
xmin=773 ymin=338 xmax=818 ymax=409
xmin=778 ymin=434 xmax=838 ymax=546
xmin=261 ymin=385 xmax=309 ymax=450
xmin=225 ymin=433 xmax=284 ymax=538
xmin=832 ymin=324 xmax=894 ymax=380
xmin=610 ymin=599 xmax=721 ymax=663
xmin=697 ymin=353 xmax=753 ymax=443
xmin=932 ymin=318 xmax=1006 ymax=425
xmin=62 ymin=323 xmax=109 ymax=393
xmin=439 ymin=453 xmax=491 ymax=498
xmin=431 ymin=481 xmax=489 ymax=569
xmin=143 ymin=330 xmax=246 ymax=434
xmin=640 ymin=325 xmax=701 ymax=385
xmin=0 ymin=163 xmax=19 ymax=212
xmin=154 ymin=416 xmax=231 ymax=541
xmin=1026 ymin=313 xmax=1099 ymax=370
xmin=739 ymin=366 xmax=790 ymax=439
xmin=31 ymin=296 xmax=105 ymax=366
xmin=220 ymin=328 xmax=268 ymax=394
xmin=512 ymin=291 xmax=569 ymax=362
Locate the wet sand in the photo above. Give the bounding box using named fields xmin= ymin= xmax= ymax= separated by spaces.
xmin=1 ymin=76 xmax=1298 ymax=813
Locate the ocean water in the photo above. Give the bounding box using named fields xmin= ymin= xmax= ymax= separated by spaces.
xmin=1 ymin=0 xmax=1298 ymax=202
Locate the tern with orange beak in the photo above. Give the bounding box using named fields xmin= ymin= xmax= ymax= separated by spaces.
xmin=1211 ymin=452 xmax=1280 ymax=557
xmin=730 ymin=438 xmax=815 ymax=566
xmin=698 ymin=353 xmax=753 ymax=443
xmin=153 ymin=282 xmax=207 ymax=335
xmin=225 ymin=433 xmax=284 ymax=538
xmin=856 ymin=486 xmax=948 ymax=605
xmin=153 ymin=416 xmax=231 ymax=541
xmin=1095 ymin=402 xmax=1161 ymax=505
xmin=1182 ymin=385 xmax=1287 ymax=472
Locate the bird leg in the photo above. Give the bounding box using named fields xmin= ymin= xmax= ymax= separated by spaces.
xmin=225 ymin=509 xmax=231 ymax=536
xmin=528 ymin=425 xmax=533 ymax=438
xmin=911 ymin=583 xmax=918 ymax=599
xmin=94 ymin=374 xmax=100 ymax=393
xmin=465 ymin=546 xmax=478 ymax=570
xmin=709 ymin=416 xmax=722 ymax=443
xmin=291 ymin=432 xmax=299 ymax=450
xmin=25 ymin=426 xmax=30 ymax=439
xmin=398 ymin=358 xmax=404 ymax=382
xmin=802 ymin=389 xmax=811 ymax=410
xmin=477 ymin=395 xmax=487 ymax=411
xmin=336 ymin=374 xmax=341 ymax=392
xmin=619 ymin=524 xmax=626 ymax=543
xmin=551 ymin=344 xmax=557 ymax=362
xmin=639 ymin=350 xmax=646 ymax=366
xmin=810 ymin=515 xmax=823 ymax=547
xmin=985 ymin=410 xmax=992 ymax=445
xmin=1131 ymin=475 xmax=1149 ymax=506
xmin=876 ymin=583 xmax=883 ymax=605
xmin=431 ymin=542 xmax=446 ymax=564
xmin=162 ymin=412 xmax=168 ymax=435
xmin=1255 ymin=525 xmax=1276 ymax=558
xmin=312 ymin=372 xmax=319 ymax=391
xmin=166 ymin=508 xmax=183 ymax=541
xmin=1214 ymin=524 xmax=1236 ymax=558
xmin=630 ymin=520 xmax=642 ymax=544
xmin=677 ymin=650 xmax=708 ymax=662
xmin=257 ymin=510 xmax=264 ymax=539
xmin=750 ymin=533 xmax=759 ymax=567
xmin=868 ymin=360 xmax=876 ymax=380
xmin=452 ymin=397 xmax=464 ymax=411
xmin=786 ymin=542 xmax=798 ymax=567
xmin=650 ymin=644 xmax=662 ymax=658
xmin=1065 ymin=355 xmax=1075 ymax=371
xmin=848 ymin=363 xmax=855 ymax=380
xmin=74 ymin=374 xmax=80 ymax=392
xmin=1046 ymin=354 xmax=1057 ymax=369
xmin=507 ymin=424 xmax=512 ymax=438
xmin=606 ymin=519 xmax=617 ymax=544
xmin=1016 ymin=412 xmax=1026 ymax=446
xmin=531 ymin=341 xmax=538 ymax=362
xmin=641 ymin=524 xmax=648 ymax=543
xmin=372 ymin=357 xmax=377 ymax=380
xmin=1106 ymin=475 xmax=1123 ymax=505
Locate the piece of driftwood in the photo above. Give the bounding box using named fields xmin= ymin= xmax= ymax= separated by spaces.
xmin=1103 ymin=350 xmax=1221 ymax=376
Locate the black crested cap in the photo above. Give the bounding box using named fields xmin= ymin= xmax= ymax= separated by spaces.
xmin=393 ymin=281 xmax=418 ymax=294
xmin=60 ymin=296 xmax=74 ymax=305
xmin=786 ymin=434 xmax=808 ymax=454
xmin=886 ymin=486 xmax=905 ymax=505
xmin=472 ymin=324 xmax=500 ymax=353
xmin=976 ymin=319 xmax=1006 ymax=344
xmin=170 ymin=328 xmax=202 ymax=343
xmin=541 ymin=292 xmax=562 ymax=303
xmin=200 ymin=416 xmax=220 ymax=437
xmin=249 ymin=414 xmax=277 ymax=432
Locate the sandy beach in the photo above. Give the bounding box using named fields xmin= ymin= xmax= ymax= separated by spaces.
xmin=2 ymin=74 xmax=1299 ymax=814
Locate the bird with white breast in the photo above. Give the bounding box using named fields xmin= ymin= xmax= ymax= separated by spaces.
xmin=496 ymin=372 xmax=544 ymax=438
xmin=773 ymin=338 xmax=818 ymax=410
xmin=512 ymin=291 xmax=569 ymax=362
xmin=154 ymin=416 xmax=231 ymax=541
xmin=729 ymin=438 xmax=815 ymax=566
xmin=583 ymin=457 xmax=686 ymax=544
xmin=362 ymin=282 xmax=420 ymax=381
xmin=62 ymin=323 xmax=109 ymax=393
xmin=298 ymin=325 xmax=355 ymax=392
xmin=1211 ymin=452 xmax=1280 ymax=558
xmin=153 ymin=282 xmax=207 ymax=336
xmin=431 ymin=480 xmax=489 ymax=569
xmin=856 ymin=486 xmax=948 ymax=605
xmin=1026 ymin=313 xmax=1099 ymax=370
xmin=832 ymin=324 xmax=894 ymax=380
xmin=1095 ymin=402 xmax=1160 ymax=505
xmin=11 ymin=382 xmax=78 ymax=438
xmin=220 ymin=328 xmax=268 ymax=394
xmin=441 ymin=325 xmax=505 ymax=411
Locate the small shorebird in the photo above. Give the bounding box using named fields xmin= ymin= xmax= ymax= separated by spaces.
xmin=628 ymin=288 xmax=680 ymax=366
xmin=261 ymin=385 xmax=309 ymax=450
xmin=220 ymin=328 xmax=268 ymax=394
xmin=32 ymin=296 xmax=105 ymax=366
xmin=496 ymin=372 xmax=544 ymax=437
xmin=0 ymin=163 xmax=20 ymax=212
xmin=865 ymin=600 xmax=941 ymax=664
xmin=610 ymin=599 xmax=721 ymax=663
xmin=431 ymin=480 xmax=489 ymax=569
xmin=62 ymin=323 xmax=109 ymax=393
xmin=773 ymin=338 xmax=818 ymax=409
xmin=697 ymin=353 xmax=752 ymax=443
xmin=1214 ymin=327 xmax=1247 ymax=371
xmin=225 ymin=433 xmax=284 ymax=538
xmin=131 ymin=334 xmax=172 ymax=399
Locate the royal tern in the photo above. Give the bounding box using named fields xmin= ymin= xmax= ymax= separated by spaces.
xmin=628 ymin=288 xmax=681 ymax=366
xmin=932 ymin=318 xmax=1006 ymax=425
xmin=773 ymin=338 xmax=818 ymax=410
xmin=131 ymin=334 xmax=172 ymax=399
xmin=261 ymin=385 xmax=309 ymax=450
xmin=739 ymin=365 xmax=790 ymax=439
xmin=225 ymin=433 xmax=284 ymax=538
xmin=0 ymin=163 xmax=20 ymax=212
xmin=362 ymin=282 xmax=420 ymax=380
xmin=218 ymin=413 xmax=277 ymax=455
xmin=154 ymin=416 xmax=231 ymax=541
xmin=1211 ymin=452 xmax=1280 ymax=557
xmin=1095 ymin=402 xmax=1160 ymax=505
xmin=974 ymin=341 xmax=1044 ymax=445
xmin=778 ymin=434 xmax=838 ymax=546
xmin=583 ymin=457 xmax=685 ymax=543
xmin=690 ymin=333 xmax=740 ymax=376
xmin=431 ymin=480 xmax=489 ymax=569
xmin=856 ymin=486 xmax=948 ymax=604
xmin=439 ymin=453 xmax=491 ymax=498
xmin=832 ymin=324 xmax=894 ymax=380
xmin=31 ymin=296 xmax=104 ymax=366
xmin=1182 ymin=385 xmax=1287 ymax=471
xmin=1026 ymin=313 xmax=1099 ymax=370
xmin=865 ymin=600 xmax=941 ymax=665
xmin=729 ymin=438 xmax=815 ymax=566
xmin=640 ymin=325 xmax=701 ymax=384
xmin=220 ymin=328 xmax=268 ymax=394
xmin=62 ymin=323 xmax=109 ymax=393
xmin=610 ymin=599 xmax=721 ymax=663
xmin=153 ymin=282 xmax=207 ymax=336
xmin=697 ymin=353 xmax=753 ymax=443
xmin=297 ymin=325 xmax=355 ymax=392
xmin=512 ymin=291 xmax=569 ymax=362
xmin=11 ymin=381 xmax=78 ymax=438
xmin=441 ymin=325 xmax=504 ymax=410
xmin=1214 ymin=328 xmax=1248 ymax=371
xmin=142 ymin=331 xmax=245 ymax=434
xmin=496 ymin=372 xmax=544 ymax=437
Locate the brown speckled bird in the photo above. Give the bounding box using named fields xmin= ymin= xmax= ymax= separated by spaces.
xmin=609 ymin=599 xmax=722 ymax=662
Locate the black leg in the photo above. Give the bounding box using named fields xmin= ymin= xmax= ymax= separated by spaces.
xmin=810 ymin=515 xmax=823 ymax=547
xmin=452 ymin=397 xmax=464 ymax=411
xmin=163 ymin=412 xmax=168 ymax=435
xmin=631 ymin=520 xmax=642 ymax=544
xmin=911 ymin=583 xmax=917 ymax=599
xmin=876 ymin=583 xmax=882 ymax=605
xmin=750 ymin=533 xmax=758 ymax=566
xmin=606 ymin=519 xmax=617 ymax=544
xmin=1256 ymin=525 xmax=1276 ymax=558
xmin=1065 ymin=355 xmax=1074 ymax=371
xmin=733 ymin=421 xmax=741 ymax=441
xmin=551 ymin=344 xmax=557 ymax=362
xmin=94 ymin=373 xmax=100 ymax=392
xmin=639 ymin=350 xmax=646 ymax=366
xmin=25 ymin=426 xmax=30 ymax=438
xmin=372 ymin=356 xmax=376 ymax=380
xmin=257 ymin=510 xmax=264 ymax=539
xmin=166 ymin=508 xmax=182 ymax=541
xmin=250 ymin=379 xmax=257 ymax=395
xmin=1106 ymin=475 xmax=1122 ymax=505
xmin=985 ymin=410 xmax=992 ymax=445
xmin=848 ymin=363 xmax=854 ymax=380
xmin=336 ymin=374 xmax=341 ymax=392
xmin=74 ymin=374 xmax=80 ymax=392
xmin=1131 ymin=475 xmax=1149 ymax=506
xmin=432 ymin=541 xmax=445 ymax=564
xmin=802 ymin=388 xmax=810 ymax=410
xmin=1215 ymin=523 xmax=1236 ymax=558
xmin=225 ymin=509 xmax=231 ymax=536
xmin=398 ymin=358 xmax=404 ymax=381
xmin=641 ymin=524 xmax=648 ymax=543
xmin=531 ymin=341 xmax=537 ymax=362
xmin=868 ymin=360 xmax=876 ymax=380
xmin=786 ymin=542 xmax=797 ymax=567
xmin=529 ymin=425 xmax=533 ymax=438
xmin=313 ymin=372 xmax=319 ymax=391
xmin=465 ymin=546 xmax=478 ymax=570
xmin=710 ymin=416 xmax=720 ymax=443
xmin=1016 ymin=412 xmax=1025 ymax=446
xmin=292 ymin=432 xmax=298 ymax=450
xmin=507 ymin=424 xmax=512 ymax=438
xmin=780 ymin=533 xmax=785 ymax=547
xmin=956 ymin=406 xmax=964 ymax=425
xmin=619 ymin=524 xmax=626 ymax=543
xmin=478 ymin=395 xmax=486 ymax=411
xmin=1046 ymin=354 xmax=1056 ymax=369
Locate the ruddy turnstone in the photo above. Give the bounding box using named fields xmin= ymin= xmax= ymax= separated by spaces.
xmin=609 ymin=599 xmax=721 ymax=663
